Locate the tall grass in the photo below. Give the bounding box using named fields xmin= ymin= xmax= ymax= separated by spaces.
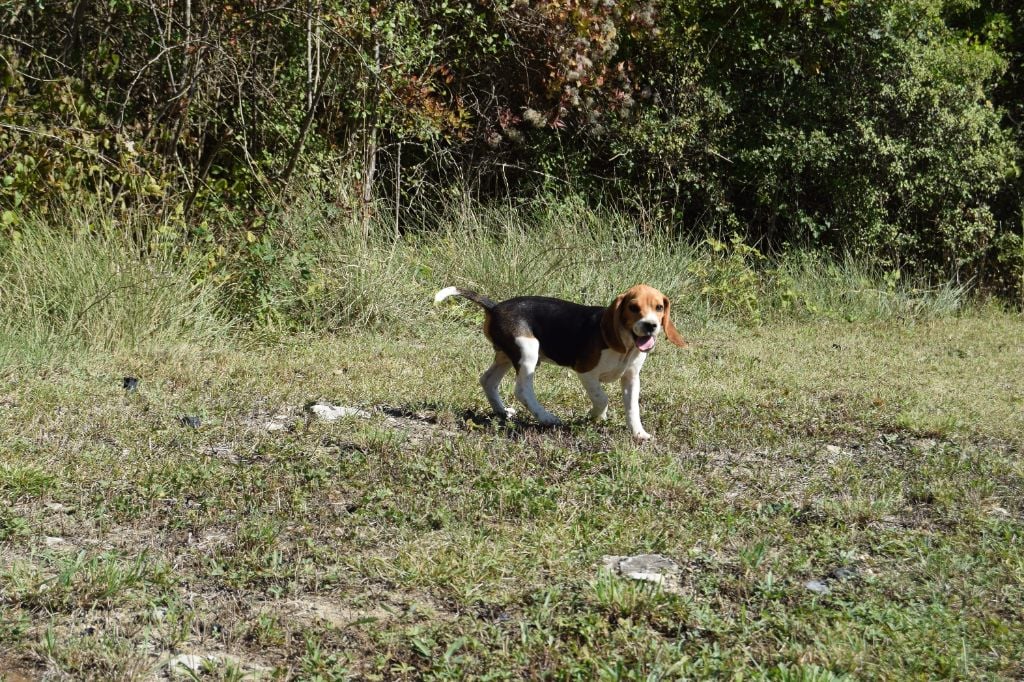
xmin=288 ymin=194 xmax=967 ymax=330
xmin=773 ymin=253 xmax=970 ymax=322
xmin=0 ymin=194 xmax=976 ymax=364
xmin=0 ymin=209 xmax=229 ymax=366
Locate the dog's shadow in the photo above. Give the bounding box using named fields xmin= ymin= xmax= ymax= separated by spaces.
xmin=380 ymin=403 xmax=604 ymax=443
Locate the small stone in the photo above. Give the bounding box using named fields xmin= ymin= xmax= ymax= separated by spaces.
xmin=987 ymin=506 xmax=1011 ymax=519
xmin=310 ymin=402 xmax=371 ymax=421
xmin=617 ymin=554 xmax=680 ymax=577
xmin=625 ymin=571 xmax=667 ymax=585
xmin=825 ymin=445 xmax=843 ymax=455
xmin=804 ymin=579 xmax=831 ymax=595
xmin=44 ymin=536 xmax=66 ymax=547
xmin=44 ymin=502 xmax=73 ymax=513
xmin=178 ymin=415 xmax=201 ymax=429
xmin=602 ymin=555 xmax=625 ymax=571
xmin=168 ymin=654 xmax=209 ymax=675
xmin=603 ymin=553 xmax=682 ymax=588
xmin=828 ymin=565 xmax=858 ymax=581
xmin=166 ymin=652 xmax=270 ymax=677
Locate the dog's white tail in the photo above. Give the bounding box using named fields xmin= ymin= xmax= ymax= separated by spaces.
xmin=433 ymin=286 xmax=497 ymax=309
xmin=434 ymin=286 xmax=461 ymax=303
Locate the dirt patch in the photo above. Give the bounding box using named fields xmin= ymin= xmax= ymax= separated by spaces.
xmin=0 ymin=655 xmax=39 ymax=682
xmin=377 ymin=405 xmax=461 ymax=444
xmin=265 ymin=587 xmax=457 ymax=630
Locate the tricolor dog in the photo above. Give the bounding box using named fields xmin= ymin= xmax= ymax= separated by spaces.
xmin=434 ymin=284 xmax=686 ymax=439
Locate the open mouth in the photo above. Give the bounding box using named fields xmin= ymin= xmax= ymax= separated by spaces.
xmin=634 ymin=334 xmax=656 ymax=352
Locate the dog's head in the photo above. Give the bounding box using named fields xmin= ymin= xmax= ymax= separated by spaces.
xmin=601 ymin=284 xmax=687 ymax=353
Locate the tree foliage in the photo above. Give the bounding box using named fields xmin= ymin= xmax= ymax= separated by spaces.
xmin=1 ymin=0 xmax=1022 ymax=295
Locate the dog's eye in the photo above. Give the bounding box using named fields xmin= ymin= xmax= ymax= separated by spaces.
xmin=629 ymin=303 xmax=641 ymax=313
xmin=656 ymin=304 xmax=664 ymax=312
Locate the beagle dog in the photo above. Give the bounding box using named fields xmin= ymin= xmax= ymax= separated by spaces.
xmin=434 ymin=284 xmax=686 ymax=439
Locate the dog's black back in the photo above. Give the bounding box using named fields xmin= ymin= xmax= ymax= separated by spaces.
xmin=488 ymin=296 xmax=605 ymax=368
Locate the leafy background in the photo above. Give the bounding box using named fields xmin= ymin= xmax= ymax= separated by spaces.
xmin=2 ymin=0 xmax=1022 ymax=310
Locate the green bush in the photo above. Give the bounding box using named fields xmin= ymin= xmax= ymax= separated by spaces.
xmin=2 ymin=0 xmax=1022 ymax=298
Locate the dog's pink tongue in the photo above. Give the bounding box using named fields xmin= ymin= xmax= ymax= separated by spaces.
xmin=636 ymin=335 xmax=655 ymax=352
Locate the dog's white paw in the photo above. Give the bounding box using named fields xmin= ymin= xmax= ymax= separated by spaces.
xmin=589 ymin=408 xmax=609 ymax=422
xmin=633 ymin=430 xmax=652 ymax=441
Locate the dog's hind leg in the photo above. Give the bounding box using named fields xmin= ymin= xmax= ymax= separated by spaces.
xmin=480 ymin=351 xmax=515 ymax=418
xmin=512 ymin=337 xmax=560 ymax=426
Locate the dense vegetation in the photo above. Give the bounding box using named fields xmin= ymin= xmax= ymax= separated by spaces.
xmin=2 ymin=0 xmax=1023 ymax=307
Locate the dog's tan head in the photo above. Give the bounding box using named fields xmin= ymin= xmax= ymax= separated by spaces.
xmin=601 ymin=284 xmax=687 ymax=353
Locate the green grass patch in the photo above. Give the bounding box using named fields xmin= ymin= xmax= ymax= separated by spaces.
xmin=0 ymin=311 xmax=1021 ymax=678
xmin=0 ymin=203 xmax=1021 ymax=678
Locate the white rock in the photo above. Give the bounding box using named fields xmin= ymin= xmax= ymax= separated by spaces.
xmin=602 ymin=554 xmax=682 ymax=590
xmin=167 ymin=652 xmax=270 ymax=677
xmin=168 ymin=654 xmax=210 ymax=675
xmin=623 ymin=571 xmax=667 ymax=585
xmin=310 ymin=402 xmax=371 ymax=421
xmin=804 ymin=579 xmax=831 ymax=595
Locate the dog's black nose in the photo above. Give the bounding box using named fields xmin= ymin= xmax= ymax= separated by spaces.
xmin=640 ymin=321 xmax=658 ymax=334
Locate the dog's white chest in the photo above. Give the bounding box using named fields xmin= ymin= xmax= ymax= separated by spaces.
xmin=585 ymin=348 xmax=647 ymax=383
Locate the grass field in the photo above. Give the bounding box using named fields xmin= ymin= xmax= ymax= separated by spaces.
xmin=1 ymin=310 xmax=1022 ymax=680
xmin=1 ymin=205 xmax=1022 ymax=679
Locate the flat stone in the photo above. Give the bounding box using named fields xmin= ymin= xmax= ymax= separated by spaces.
xmin=602 ymin=554 xmax=682 ymax=588
xmin=178 ymin=415 xmax=201 ymax=429
xmin=804 ymin=579 xmax=831 ymax=595
xmin=168 ymin=654 xmax=209 ymax=675
xmin=987 ymin=506 xmax=1012 ymax=519
xmin=310 ymin=402 xmax=371 ymax=421
xmin=828 ymin=565 xmax=858 ymax=581
xmin=167 ymin=652 xmax=270 ymax=677
xmin=624 ymin=571 xmax=668 ymax=585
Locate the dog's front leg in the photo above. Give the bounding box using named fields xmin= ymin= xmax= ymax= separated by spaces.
xmin=621 ymin=370 xmax=651 ymax=440
xmin=579 ymin=373 xmax=609 ymax=421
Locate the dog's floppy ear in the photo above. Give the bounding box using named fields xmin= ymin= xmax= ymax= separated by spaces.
xmin=601 ymin=293 xmax=628 ymax=352
xmin=662 ymin=296 xmax=688 ymax=348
